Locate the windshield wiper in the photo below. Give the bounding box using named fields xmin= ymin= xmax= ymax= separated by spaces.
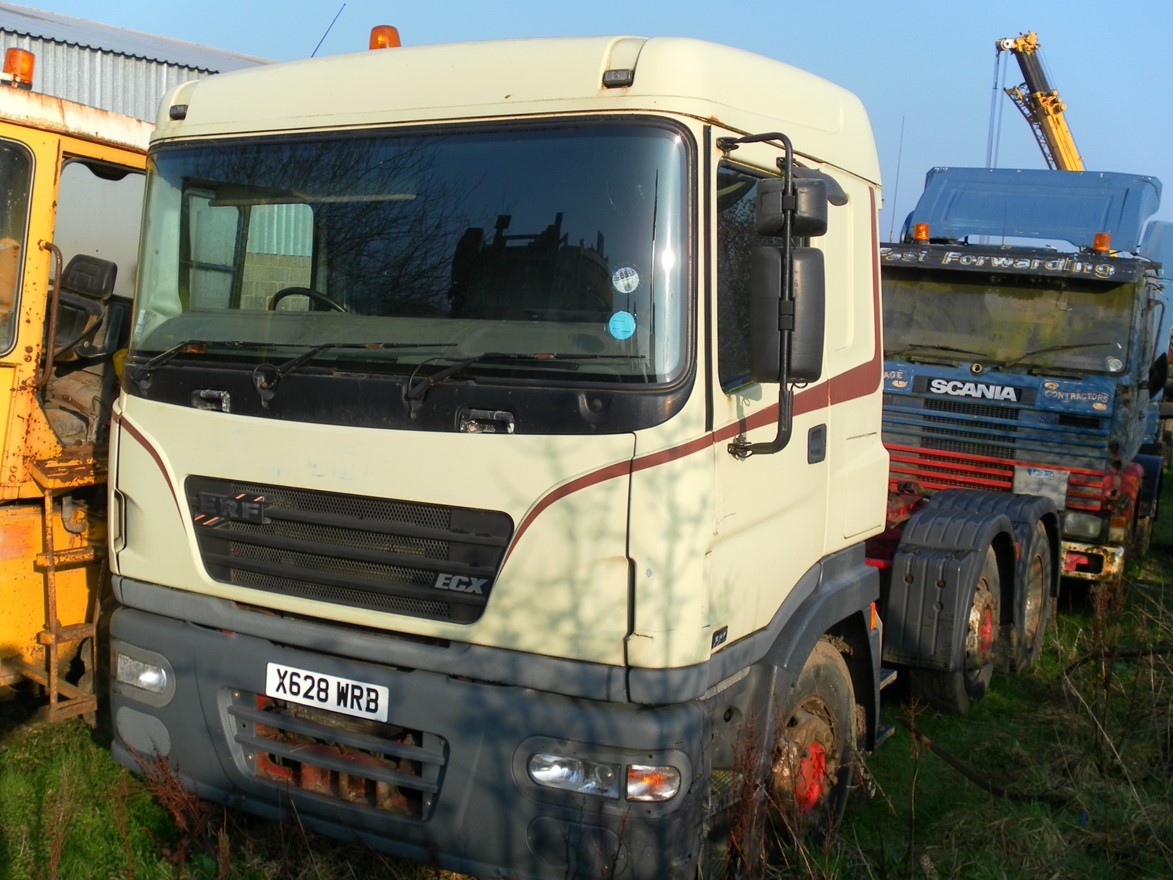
xmin=986 ymin=342 xmax=1115 ymax=372
xmin=886 ymin=343 xmax=989 ymax=360
xmin=404 ymin=352 xmax=647 ymax=403
xmin=128 ymin=340 xmax=214 ymax=389
xmin=253 ymin=341 xmax=455 ymax=406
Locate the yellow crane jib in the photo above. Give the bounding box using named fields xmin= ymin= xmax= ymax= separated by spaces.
xmin=997 ymin=31 xmax=1084 ymax=172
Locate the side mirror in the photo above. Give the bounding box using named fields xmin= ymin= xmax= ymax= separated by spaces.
xmin=755 ymin=177 xmax=828 ymax=238
xmin=748 ymin=245 xmax=826 ymax=383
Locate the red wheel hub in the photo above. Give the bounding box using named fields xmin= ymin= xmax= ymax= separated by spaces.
xmin=978 ymin=607 xmax=994 ymax=655
xmin=794 ymin=741 xmax=827 ymax=813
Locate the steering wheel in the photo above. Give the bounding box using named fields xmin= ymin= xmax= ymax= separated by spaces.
xmin=268 ymin=287 xmax=347 ymax=312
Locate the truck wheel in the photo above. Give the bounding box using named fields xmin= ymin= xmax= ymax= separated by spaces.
xmin=768 ymin=640 xmax=856 ymax=842
xmin=909 ymin=546 xmax=1000 ymax=714
xmin=1015 ymin=521 xmax=1052 ymax=671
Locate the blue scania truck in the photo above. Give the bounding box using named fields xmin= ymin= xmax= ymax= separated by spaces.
xmin=874 ymin=168 xmax=1169 ymax=637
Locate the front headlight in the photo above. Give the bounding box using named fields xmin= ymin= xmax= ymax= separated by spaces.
xmin=115 ymin=653 xmax=169 ymax=694
xmin=528 ymin=753 xmax=620 ymax=799
xmin=1063 ymin=511 xmax=1104 ymax=541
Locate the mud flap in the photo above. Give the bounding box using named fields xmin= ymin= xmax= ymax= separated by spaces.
xmin=881 ymin=508 xmax=1012 ymax=672
xmin=923 ymin=490 xmax=1058 ymax=664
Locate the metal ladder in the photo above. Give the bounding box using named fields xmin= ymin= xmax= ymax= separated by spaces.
xmin=10 ymin=455 xmax=104 ymax=723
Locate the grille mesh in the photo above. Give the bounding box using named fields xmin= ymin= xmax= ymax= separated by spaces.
xmin=188 ymin=477 xmax=512 ymax=623
xmin=883 ymin=383 xmax=1109 ymax=509
xmin=228 ymin=693 xmax=447 ymax=821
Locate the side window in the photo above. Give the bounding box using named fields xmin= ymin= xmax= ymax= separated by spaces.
xmin=0 ymin=141 xmax=32 ymax=352
xmin=716 ymin=164 xmax=766 ymax=391
xmin=54 ymin=160 xmax=145 ymax=299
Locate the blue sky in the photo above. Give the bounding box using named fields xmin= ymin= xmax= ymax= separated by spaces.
xmin=33 ymin=1 xmax=1173 ymax=238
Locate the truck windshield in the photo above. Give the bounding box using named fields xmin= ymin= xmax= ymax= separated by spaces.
xmin=882 ymin=269 xmax=1136 ymax=374
xmin=0 ymin=140 xmax=31 ymax=354
xmin=130 ymin=122 xmax=690 ymax=385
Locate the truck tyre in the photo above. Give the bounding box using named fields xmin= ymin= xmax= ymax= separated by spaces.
xmin=768 ymin=640 xmax=856 ymax=842
xmin=1013 ymin=521 xmax=1051 ymax=671
xmin=909 ymin=546 xmax=1000 ymax=714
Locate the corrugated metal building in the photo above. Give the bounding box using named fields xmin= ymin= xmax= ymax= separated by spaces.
xmin=0 ymin=2 xmax=267 ymax=121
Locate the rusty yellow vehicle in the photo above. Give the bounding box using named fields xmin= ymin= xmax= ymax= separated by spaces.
xmin=0 ymin=47 xmax=149 ymax=721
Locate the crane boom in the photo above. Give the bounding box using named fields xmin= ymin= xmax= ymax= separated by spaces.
xmin=997 ymin=32 xmax=1084 ymax=171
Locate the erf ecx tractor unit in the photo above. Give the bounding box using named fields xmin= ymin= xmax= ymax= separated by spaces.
xmin=105 ymin=32 xmax=896 ymax=878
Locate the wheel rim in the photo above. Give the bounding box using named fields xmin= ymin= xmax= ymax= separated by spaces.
xmin=966 ymin=575 xmax=997 ymax=675
xmin=772 ymin=703 xmax=837 ymax=819
xmin=794 ymin=740 xmax=828 ymax=813
xmin=1023 ymin=553 xmax=1044 ymax=645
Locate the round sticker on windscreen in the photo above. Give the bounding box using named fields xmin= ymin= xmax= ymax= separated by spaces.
xmin=1106 ymin=356 xmax=1124 ymax=372
xmin=608 ymin=310 xmax=637 ymax=340
xmin=612 ymin=265 xmax=640 ymax=294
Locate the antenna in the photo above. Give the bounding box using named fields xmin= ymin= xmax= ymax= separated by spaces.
xmin=888 ymin=116 xmax=906 ymax=242
xmin=311 ymin=3 xmax=346 ymax=58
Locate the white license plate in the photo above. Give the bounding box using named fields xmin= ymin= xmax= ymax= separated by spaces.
xmin=265 ymin=662 xmax=389 ymax=722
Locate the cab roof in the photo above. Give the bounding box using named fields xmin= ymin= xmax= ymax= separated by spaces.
xmin=907 ymin=167 xmax=1162 ymax=252
xmin=152 ymin=35 xmax=880 ymax=184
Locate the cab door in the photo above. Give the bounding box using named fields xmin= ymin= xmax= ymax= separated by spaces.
xmin=0 ymin=116 xmax=146 ymax=495
xmin=706 ymin=142 xmax=830 ymax=647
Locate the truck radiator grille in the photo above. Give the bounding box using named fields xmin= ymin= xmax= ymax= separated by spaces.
xmin=885 ymin=443 xmax=1105 ymax=511
xmin=227 ymin=693 xmax=446 ymax=821
xmin=922 ymin=398 xmax=1019 ymax=458
xmin=883 ymin=390 xmax=1109 ymax=510
xmin=186 ymin=477 xmax=512 ymax=623
xmin=924 ymin=397 xmax=1022 ymax=421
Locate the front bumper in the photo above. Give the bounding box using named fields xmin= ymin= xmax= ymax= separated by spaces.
xmin=108 ymin=593 xmax=707 ymax=880
xmin=1061 ymin=539 xmax=1126 ymax=583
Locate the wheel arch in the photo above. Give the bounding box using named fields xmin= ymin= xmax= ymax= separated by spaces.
xmin=759 ymin=547 xmax=882 ymax=751
xmin=882 ymin=504 xmax=1015 ymax=674
xmin=923 ymin=489 xmax=1061 ymax=603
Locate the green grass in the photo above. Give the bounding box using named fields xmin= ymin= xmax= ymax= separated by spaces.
xmin=834 ymin=481 xmax=1173 ymax=880
xmin=0 ymin=706 xmax=176 ymax=880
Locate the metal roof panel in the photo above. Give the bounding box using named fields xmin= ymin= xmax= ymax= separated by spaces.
xmin=0 ymin=1 xmax=267 ymax=72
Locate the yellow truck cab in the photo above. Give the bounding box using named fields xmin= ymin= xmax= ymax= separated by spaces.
xmin=0 ymin=47 xmax=149 ymax=720
xmin=106 ymin=34 xmax=887 ymax=877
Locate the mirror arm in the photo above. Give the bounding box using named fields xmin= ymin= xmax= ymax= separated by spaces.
xmin=729 ymin=135 xmax=797 ymax=459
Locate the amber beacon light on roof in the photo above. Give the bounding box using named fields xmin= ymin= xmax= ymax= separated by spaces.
xmin=1 ymin=48 xmax=35 ymax=89
xmin=369 ymin=26 xmax=401 ymax=50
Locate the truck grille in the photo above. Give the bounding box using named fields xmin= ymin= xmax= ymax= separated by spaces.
xmin=922 ymin=398 xmax=1019 ymax=458
xmin=882 ymin=392 xmax=1108 ymax=510
xmin=186 ymin=477 xmax=512 ymax=623
xmin=227 ymin=693 xmax=446 ymax=820
xmin=885 ymin=443 xmax=1105 ymax=511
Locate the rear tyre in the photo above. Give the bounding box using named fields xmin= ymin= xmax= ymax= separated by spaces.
xmin=1015 ymin=521 xmax=1052 ymax=671
xmin=909 ymin=545 xmax=1000 ymax=714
